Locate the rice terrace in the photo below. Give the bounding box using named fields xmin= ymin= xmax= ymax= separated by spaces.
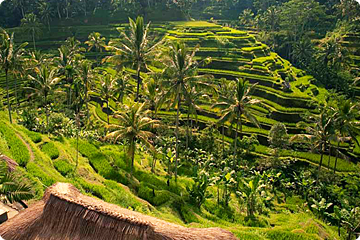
xmin=0 ymin=0 xmax=360 ymax=239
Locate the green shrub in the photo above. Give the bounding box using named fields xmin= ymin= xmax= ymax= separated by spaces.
xmin=74 ymin=140 xmax=124 ymax=183
xmin=0 ymin=122 xmax=30 ymax=166
xmin=77 ymin=178 xmax=114 ymax=201
xmin=104 ymin=180 xmax=144 ymax=210
xmin=265 ymin=230 xmax=315 ymax=240
xmin=23 ymin=129 xmax=42 ymax=143
xmin=173 ymin=198 xmax=198 ymax=223
xmin=138 ymin=183 xmax=171 ymax=206
xmin=54 ymin=160 xmax=73 ymax=176
xmin=26 ymin=162 xmax=56 ymax=187
xmin=41 ymin=142 xmax=59 ymax=160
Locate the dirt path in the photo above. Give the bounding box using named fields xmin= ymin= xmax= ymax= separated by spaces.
xmin=16 ymin=133 xmax=35 ymax=162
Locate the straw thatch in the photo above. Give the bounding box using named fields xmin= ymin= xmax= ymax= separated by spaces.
xmin=0 ymin=155 xmax=18 ymax=172
xmin=0 ymin=183 xmax=238 ymax=240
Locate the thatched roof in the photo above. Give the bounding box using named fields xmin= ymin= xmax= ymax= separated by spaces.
xmin=0 ymin=183 xmax=238 ymax=240
xmin=0 ymin=155 xmax=18 ymax=172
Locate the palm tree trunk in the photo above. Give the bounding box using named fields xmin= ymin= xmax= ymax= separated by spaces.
xmin=317 ymin=144 xmax=324 ymax=182
xmin=327 ymin=145 xmax=331 ymax=170
xmin=130 ymin=138 xmax=135 ymax=175
xmin=222 ymin=124 xmax=225 ymax=157
xmin=135 ymin=64 xmax=141 ymax=102
xmin=175 ymin=93 xmax=181 ymax=183
xmin=45 ymin=94 xmax=49 ymax=133
xmin=32 ymin=31 xmax=36 ymax=51
xmin=75 ymin=113 xmax=79 ymax=174
xmin=186 ymin=110 xmax=190 ymax=150
xmin=5 ymin=69 xmax=12 ymax=124
xmin=106 ymin=99 xmax=109 ymax=125
xmin=334 ymin=141 xmax=340 ymax=174
xmin=14 ymin=74 xmax=19 ymax=111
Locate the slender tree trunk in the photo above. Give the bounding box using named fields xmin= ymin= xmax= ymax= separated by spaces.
xmin=186 ymin=110 xmax=190 ymax=149
xmin=5 ymin=69 xmax=12 ymax=124
xmin=334 ymin=141 xmax=340 ymax=174
xmin=45 ymin=94 xmax=49 ymax=134
xmin=222 ymin=124 xmax=225 ymax=157
xmin=106 ymin=99 xmax=109 ymax=125
xmin=130 ymin=138 xmax=135 ymax=175
xmin=14 ymin=74 xmax=19 ymax=111
xmin=233 ymin=115 xmax=239 ymax=169
xmin=32 ymin=31 xmax=36 ymax=51
xmin=175 ymin=92 xmax=181 ymax=183
xmin=317 ymin=144 xmax=324 ymax=183
xmin=135 ymin=64 xmax=141 ymax=102
xmin=327 ymin=145 xmax=331 ymax=170
xmin=75 ymin=113 xmax=79 ymax=174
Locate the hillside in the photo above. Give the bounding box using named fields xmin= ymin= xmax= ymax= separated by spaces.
xmin=0 ymin=111 xmax=342 ymax=240
xmin=1 ymin=19 xmax=360 ymax=240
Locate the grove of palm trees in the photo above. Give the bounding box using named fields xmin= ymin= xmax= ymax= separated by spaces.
xmin=0 ymin=0 xmax=360 ymax=239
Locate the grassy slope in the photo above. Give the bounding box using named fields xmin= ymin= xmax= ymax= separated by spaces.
xmin=0 ymin=111 xmax=341 ymax=240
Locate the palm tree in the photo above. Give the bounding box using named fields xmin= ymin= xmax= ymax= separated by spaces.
xmin=239 ymin=9 xmax=254 ymax=27
xmin=333 ymin=99 xmax=360 ymax=173
xmin=98 ymin=74 xmax=117 ymax=125
xmin=0 ymin=29 xmax=28 ymax=124
xmin=20 ymin=13 xmax=43 ymax=50
xmin=105 ymin=102 xmax=159 ymax=174
xmin=38 ymin=0 xmax=54 ymax=31
xmin=143 ymin=77 xmax=162 ymax=118
xmin=114 ymin=69 xmax=133 ymax=104
xmin=26 ymin=65 xmax=61 ymax=132
xmin=104 ymin=16 xmax=162 ymax=101
xmin=291 ymin=110 xmax=335 ymax=180
xmin=0 ymin=161 xmax=33 ymax=207
xmin=76 ymin=60 xmax=95 ymax=122
xmin=160 ymin=42 xmax=213 ymax=182
xmin=85 ymin=32 xmax=106 ymax=53
xmin=213 ymin=78 xmax=260 ymax=159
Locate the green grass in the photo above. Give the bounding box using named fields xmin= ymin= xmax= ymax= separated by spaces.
xmin=54 ymin=159 xmax=74 ymax=176
xmin=41 ymin=142 xmax=60 ymax=160
xmin=0 ymin=121 xmax=30 ymax=166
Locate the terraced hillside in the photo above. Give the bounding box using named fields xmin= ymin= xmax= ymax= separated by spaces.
xmin=1 ymin=21 xmax=358 ymax=173
xmin=154 ymin=21 xmax=357 ymax=172
xmin=342 ymin=32 xmax=360 ymax=97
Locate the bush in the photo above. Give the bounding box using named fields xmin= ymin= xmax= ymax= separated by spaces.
xmin=265 ymin=230 xmax=314 ymax=240
xmin=74 ymin=140 xmax=124 ymax=183
xmin=138 ymin=183 xmax=171 ymax=206
xmin=26 ymin=162 xmax=56 ymax=187
xmin=173 ymin=198 xmax=199 ymax=223
xmin=54 ymin=160 xmax=73 ymax=176
xmin=23 ymin=129 xmax=42 ymax=143
xmin=0 ymin=122 xmax=30 ymax=167
xmin=41 ymin=142 xmax=59 ymax=160
xmin=104 ymin=180 xmax=144 ymax=210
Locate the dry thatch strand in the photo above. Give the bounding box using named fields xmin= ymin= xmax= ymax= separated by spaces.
xmin=0 ymin=183 xmax=238 ymax=240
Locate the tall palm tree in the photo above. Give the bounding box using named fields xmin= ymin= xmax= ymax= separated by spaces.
xmin=239 ymin=9 xmax=254 ymax=27
xmin=143 ymin=77 xmax=162 ymax=118
xmin=160 ymin=42 xmax=213 ymax=182
xmin=291 ymin=110 xmax=335 ymax=180
xmin=105 ymin=102 xmax=159 ymax=174
xmin=213 ymin=78 xmax=260 ymax=159
xmin=85 ymin=32 xmax=106 ymax=53
xmin=76 ymin=60 xmax=95 ymax=122
xmin=26 ymin=65 xmax=61 ymax=132
xmin=333 ymin=99 xmax=360 ymax=173
xmin=38 ymin=0 xmax=54 ymax=31
xmin=98 ymin=74 xmax=117 ymax=125
xmin=0 ymin=29 xmax=28 ymax=124
xmin=20 ymin=13 xmax=43 ymax=50
xmin=114 ymin=69 xmax=133 ymax=104
xmin=104 ymin=16 xmax=162 ymax=101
